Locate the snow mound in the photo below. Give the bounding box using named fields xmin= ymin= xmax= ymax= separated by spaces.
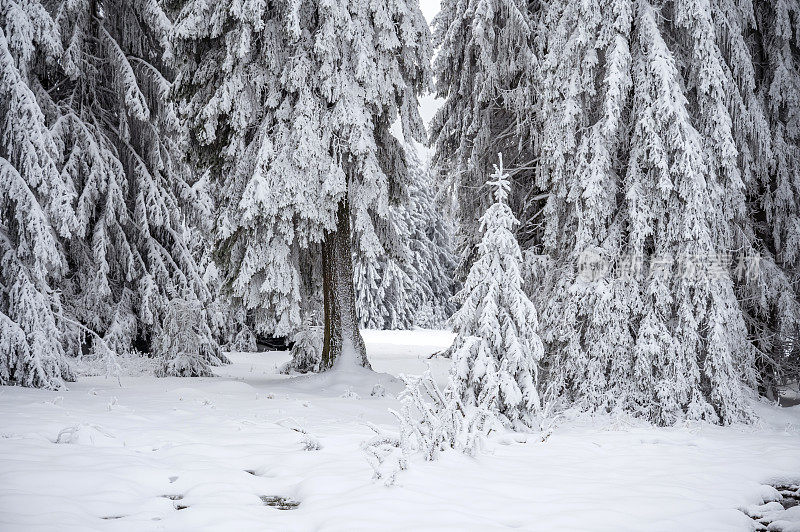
xmin=767 ymin=506 xmax=800 ymax=532
xmin=283 ymin=364 xmax=402 ymax=398
xmin=743 ymin=484 xmax=800 ymax=531
xmin=55 ymin=423 xmax=121 ymax=447
xmin=340 ymin=386 xmax=360 ymax=399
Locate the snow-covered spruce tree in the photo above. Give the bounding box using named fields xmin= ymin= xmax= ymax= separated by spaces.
xmin=430 ymin=0 xmax=539 ymax=275
xmin=663 ymin=0 xmax=759 ymax=423
xmin=536 ymin=0 xmax=759 ymax=424
xmin=36 ymin=0 xmax=225 ymax=373
xmin=405 ymin=148 xmax=458 ymax=328
xmin=753 ymin=0 xmax=800 ymax=271
xmin=738 ymin=0 xmax=800 ymax=394
xmin=355 ymin=144 xmax=456 ymax=330
xmin=428 ymin=0 xmax=793 ymax=423
xmin=353 ymin=199 xmax=416 ymax=330
xmin=449 ymin=155 xmax=543 ymax=427
xmin=191 ymin=198 xmax=255 ymax=353
xmin=536 ymin=0 xmax=641 ymax=414
xmin=154 ymin=297 xmax=217 ymax=377
xmin=171 ymin=0 xmax=430 ymax=370
xmin=0 ymin=2 xmax=76 ymax=389
xmin=620 ymin=0 xmax=763 ymax=423
xmin=634 ymin=0 xmax=800 ymax=412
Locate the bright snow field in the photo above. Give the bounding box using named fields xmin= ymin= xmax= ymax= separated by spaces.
xmin=1 ymin=329 xmax=799 ymax=531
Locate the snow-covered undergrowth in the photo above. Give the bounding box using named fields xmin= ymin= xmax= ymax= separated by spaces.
xmin=1 ymin=330 xmax=799 ymax=531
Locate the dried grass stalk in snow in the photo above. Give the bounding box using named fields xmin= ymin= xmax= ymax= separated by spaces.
xmin=363 ymin=368 xmax=499 ymax=485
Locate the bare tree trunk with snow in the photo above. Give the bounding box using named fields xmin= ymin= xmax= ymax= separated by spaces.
xmin=321 ymin=199 xmax=369 ymax=370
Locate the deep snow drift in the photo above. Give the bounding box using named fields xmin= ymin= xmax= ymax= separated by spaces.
xmin=1 ymin=329 xmax=798 ymax=531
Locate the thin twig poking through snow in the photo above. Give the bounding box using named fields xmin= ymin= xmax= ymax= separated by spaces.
xmin=363 ymin=360 xmax=563 ymax=484
xmin=362 ymin=424 xmax=407 ymax=486
xmin=537 ymin=382 xmax=562 ymax=442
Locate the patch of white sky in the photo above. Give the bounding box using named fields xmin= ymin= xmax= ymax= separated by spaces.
xmin=392 ymin=0 xmax=442 ymax=158
xmin=418 ymin=0 xmax=443 ymax=129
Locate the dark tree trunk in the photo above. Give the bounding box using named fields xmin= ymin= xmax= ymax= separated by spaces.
xmin=320 ymin=199 xmax=370 ymax=370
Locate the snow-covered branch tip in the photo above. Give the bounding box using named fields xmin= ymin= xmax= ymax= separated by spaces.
xmin=58 ymin=314 xmax=122 ymax=386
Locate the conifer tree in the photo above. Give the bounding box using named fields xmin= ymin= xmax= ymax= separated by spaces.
xmin=536 ymin=0 xmax=638 ymax=413
xmin=741 ymin=0 xmax=800 ymax=393
xmin=430 ymin=0 xmax=538 ymax=273
xmin=37 ymin=0 xmax=224 ymax=373
xmin=171 ymin=0 xmax=431 ymax=370
xmin=627 ymin=1 xmax=753 ymax=424
xmin=154 ymin=297 xmax=217 ymax=377
xmin=405 ymin=148 xmax=458 ymax=328
xmin=355 ymin=145 xmax=456 ymax=330
xmin=353 ymin=197 xmax=416 ymax=330
xmin=1 ymin=0 xmax=226 ymax=386
xmin=535 ymin=0 xmax=758 ymax=424
xmin=0 ymin=1 xmax=76 ymax=388
xmin=432 ymin=0 xmax=800 ymax=424
xmin=449 ymin=155 xmax=543 ymax=427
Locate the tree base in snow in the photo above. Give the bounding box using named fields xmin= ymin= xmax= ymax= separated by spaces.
xmin=320 ymin=200 xmax=371 ymax=371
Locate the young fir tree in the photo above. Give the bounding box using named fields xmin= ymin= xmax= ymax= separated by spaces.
xmin=171 ymin=0 xmax=431 ymax=370
xmin=287 ymin=314 xmax=323 ymax=374
xmin=430 ymin=0 xmax=539 ymax=275
xmin=154 ymin=296 xmax=217 ymax=377
xmin=449 ymin=155 xmax=543 ymax=427
xmin=37 ymin=0 xmax=226 ymax=374
xmin=0 ymin=1 xmax=76 ymax=389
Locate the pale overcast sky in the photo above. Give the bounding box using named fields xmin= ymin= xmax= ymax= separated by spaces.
xmin=418 ymin=0 xmax=443 ymax=131
xmin=389 ymin=0 xmax=443 ymax=148
xmin=419 ymin=0 xmax=441 ymax=23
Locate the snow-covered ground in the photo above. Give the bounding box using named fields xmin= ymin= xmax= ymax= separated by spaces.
xmin=1 ymin=330 xmax=799 ymax=531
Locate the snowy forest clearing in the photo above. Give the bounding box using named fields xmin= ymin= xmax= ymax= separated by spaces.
xmin=1 ymin=330 xmax=799 ymax=532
